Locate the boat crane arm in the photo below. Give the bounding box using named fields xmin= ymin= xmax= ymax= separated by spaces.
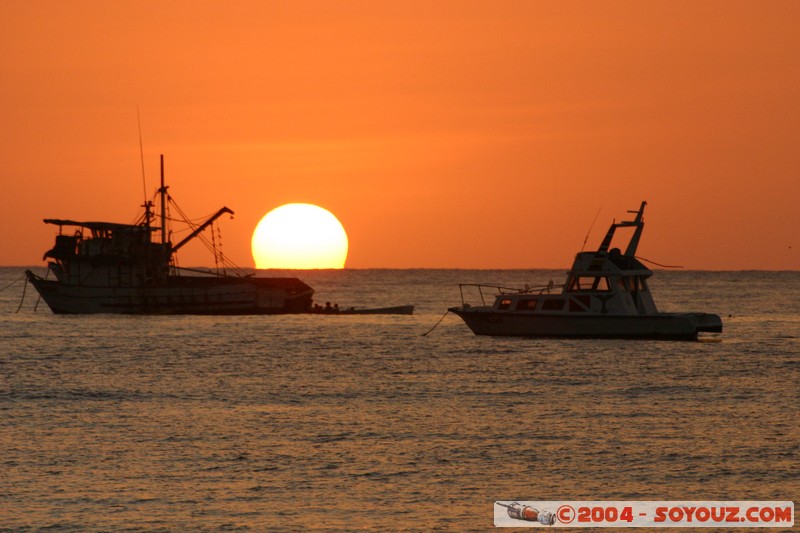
xmin=171 ymin=206 xmax=234 ymax=252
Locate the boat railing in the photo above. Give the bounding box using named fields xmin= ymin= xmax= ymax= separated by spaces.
xmin=457 ymin=282 xmax=559 ymax=307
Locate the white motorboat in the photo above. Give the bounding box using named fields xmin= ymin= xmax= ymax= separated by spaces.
xmin=449 ymin=202 xmax=723 ymax=340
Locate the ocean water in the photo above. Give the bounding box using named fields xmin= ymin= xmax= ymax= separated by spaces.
xmin=0 ymin=267 xmax=797 ymax=531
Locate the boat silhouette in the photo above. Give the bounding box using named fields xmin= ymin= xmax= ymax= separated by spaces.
xmin=449 ymin=202 xmax=723 ymax=340
xmin=26 ymin=156 xmax=313 ymax=314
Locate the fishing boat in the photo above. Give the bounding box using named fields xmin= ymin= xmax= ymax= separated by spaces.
xmin=449 ymin=202 xmax=723 ymax=340
xmin=26 ymin=156 xmax=314 ymax=315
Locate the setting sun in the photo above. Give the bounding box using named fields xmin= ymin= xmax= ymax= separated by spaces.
xmin=251 ymin=204 xmax=348 ymax=269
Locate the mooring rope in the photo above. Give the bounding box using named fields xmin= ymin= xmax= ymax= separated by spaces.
xmin=421 ymin=309 xmax=451 ymax=336
xmin=635 ymin=256 xmax=684 ymax=269
xmin=0 ymin=275 xmax=24 ymax=293
xmin=15 ymin=276 xmax=28 ymax=313
xmin=32 ymin=268 xmax=49 ymax=311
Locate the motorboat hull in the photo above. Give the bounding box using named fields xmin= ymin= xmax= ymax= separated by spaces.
xmin=449 ymin=307 xmax=722 ymax=340
xmin=26 ymin=271 xmax=313 ymax=315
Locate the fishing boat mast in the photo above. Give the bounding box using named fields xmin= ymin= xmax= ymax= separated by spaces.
xmin=159 ymin=154 xmax=168 ymax=245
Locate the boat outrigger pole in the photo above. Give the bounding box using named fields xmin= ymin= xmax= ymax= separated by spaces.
xmin=623 ymin=201 xmax=646 ymax=257
xmin=156 ymin=154 xmax=233 ymax=254
xmin=171 ymin=207 xmax=234 ymax=253
xmin=594 ymin=201 xmax=647 ymax=257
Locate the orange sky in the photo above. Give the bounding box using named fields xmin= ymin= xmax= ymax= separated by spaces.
xmin=2 ymin=1 xmax=798 ymax=270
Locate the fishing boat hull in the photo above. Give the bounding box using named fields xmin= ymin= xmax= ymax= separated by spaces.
xmin=26 ymin=271 xmax=313 ymax=315
xmin=449 ymin=307 xmax=722 ymax=340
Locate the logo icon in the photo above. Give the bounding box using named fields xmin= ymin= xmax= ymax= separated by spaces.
xmin=496 ymin=502 xmax=556 ymax=525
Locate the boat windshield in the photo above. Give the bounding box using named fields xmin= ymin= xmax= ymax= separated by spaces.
xmin=567 ymin=276 xmax=611 ymax=292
